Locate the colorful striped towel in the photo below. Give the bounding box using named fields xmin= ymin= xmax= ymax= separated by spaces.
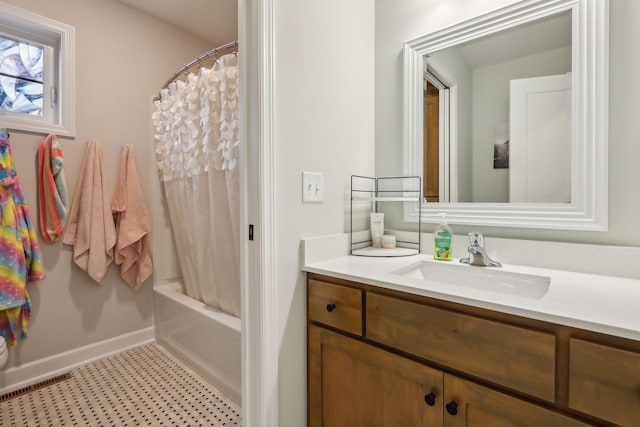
xmin=0 ymin=129 xmax=46 ymax=345
xmin=37 ymin=134 xmax=69 ymax=243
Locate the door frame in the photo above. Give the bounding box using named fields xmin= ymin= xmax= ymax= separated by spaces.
xmin=239 ymin=0 xmax=279 ymax=425
xmin=422 ymin=61 xmax=458 ymax=204
xmin=424 ymin=69 xmax=452 ymax=203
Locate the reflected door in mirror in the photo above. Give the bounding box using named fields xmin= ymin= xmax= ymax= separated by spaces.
xmin=509 ymin=73 xmax=571 ymax=203
xmin=424 ymin=81 xmax=439 ymax=202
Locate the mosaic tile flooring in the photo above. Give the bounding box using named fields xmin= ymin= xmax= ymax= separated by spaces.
xmin=0 ymin=343 xmax=242 ymax=426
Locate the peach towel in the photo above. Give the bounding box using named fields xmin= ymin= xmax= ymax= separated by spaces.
xmin=62 ymin=140 xmax=116 ymax=283
xmin=112 ymin=145 xmax=152 ymax=290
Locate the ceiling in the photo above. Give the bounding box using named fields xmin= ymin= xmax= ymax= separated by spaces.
xmin=457 ymin=10 xmax=572 ymax=69
xmin=114 ymin=0 xmax=238 ymax=45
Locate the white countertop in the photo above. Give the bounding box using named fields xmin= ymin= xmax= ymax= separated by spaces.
xmin=303 ymin=253 xmax=640 ymax=341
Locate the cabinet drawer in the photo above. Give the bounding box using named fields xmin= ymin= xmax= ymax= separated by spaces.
xmin=367 ymin=293 xmax=556 ymax=402
xmin=569 ymin=338 xmax=640 ymax=426
xmin=308 ymin=280 xmax=362 ymax=335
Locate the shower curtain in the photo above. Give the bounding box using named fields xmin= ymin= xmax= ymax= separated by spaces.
xmin=152 ymin=53 xmax=240 ymax=318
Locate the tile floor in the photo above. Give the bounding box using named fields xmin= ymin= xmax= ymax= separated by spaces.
xmin=0 ymin=343 xmax=242 ymax=426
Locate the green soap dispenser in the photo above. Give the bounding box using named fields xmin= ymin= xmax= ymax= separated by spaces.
xmin=433 ymin=213 xmax=453 ymax=261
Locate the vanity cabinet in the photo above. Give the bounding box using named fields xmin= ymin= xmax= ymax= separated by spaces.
xmin=308 ymin=273 xmax=640 ymax=426
xmin=308 ymin=324 xmax=586 ymax=427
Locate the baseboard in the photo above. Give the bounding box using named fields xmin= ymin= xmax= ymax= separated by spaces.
xmin=0 ymin=327 xmax=155 ymax=394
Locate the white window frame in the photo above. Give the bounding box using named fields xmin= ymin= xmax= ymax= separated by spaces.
xmin=0 ymin=2 xmax=75 ymax=136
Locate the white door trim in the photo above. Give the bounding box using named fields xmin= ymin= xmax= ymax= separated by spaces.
xmin=239 ymin=0 xmax=279 ymax=425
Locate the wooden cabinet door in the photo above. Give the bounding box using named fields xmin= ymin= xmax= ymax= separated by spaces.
xmin=309 ymin=325 xmax=443 ymax=427
xmin=443 ymin=375 xmax=592 ymax=427
xmin=569 ymin=338 xmax=640 ymax=426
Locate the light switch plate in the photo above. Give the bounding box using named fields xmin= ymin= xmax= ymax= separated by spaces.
xmin=302 ymin=171 xmax=324 ymax=203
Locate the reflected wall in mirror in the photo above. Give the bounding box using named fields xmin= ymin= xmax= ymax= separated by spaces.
xmin=423 ymin=11 xmax=572 ymax=203
xmin=403 ymin=0 xmax=608 ymax=230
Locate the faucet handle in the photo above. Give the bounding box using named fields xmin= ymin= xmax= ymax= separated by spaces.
xmin=468 ymin=231 xmax=484 ymax=248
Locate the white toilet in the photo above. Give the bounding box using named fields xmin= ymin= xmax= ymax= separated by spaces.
xmin=0 ymin=336 xmax=8 ymax=369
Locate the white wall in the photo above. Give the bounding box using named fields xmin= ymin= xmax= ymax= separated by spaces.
xmin=471 ymin=46 xmax=571 ymax=202
xmin=376 ymin=0 xmax=640 ymax=246
xmin=0 ymin=0 xmax=211 ymax=382
xmin=274 ymin=0 xmax=375 ymax=425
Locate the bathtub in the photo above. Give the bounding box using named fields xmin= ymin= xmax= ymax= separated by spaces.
xmin=153 ymin=280 xmax=241 ymax=406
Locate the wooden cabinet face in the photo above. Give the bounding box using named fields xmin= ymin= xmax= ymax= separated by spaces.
xmin=569 ymin=338 xmax=640 ymax=426
xmin=308 ymin=279 xmax=363 ymax=335
xmin=309 ymin=325 xmax=443 ymax=427
xmin=443 ymin=375 xmax=592 ymax=427
xmin=307 ymin=275 xmax=633 ymax=427
xmin=367 ymin=292 xmax=556 ymax=402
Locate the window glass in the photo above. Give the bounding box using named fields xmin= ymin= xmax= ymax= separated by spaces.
xmin=0 ymin=34 xmax=44 ymax=116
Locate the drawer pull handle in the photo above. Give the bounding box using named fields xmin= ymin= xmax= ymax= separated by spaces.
xmin=326 ymin=303 xmax=336 ymax=313
xmin=446 ymin=401 xmax=458 ymax=416
xmin=424 ymin=392 xmax=436 ymax=406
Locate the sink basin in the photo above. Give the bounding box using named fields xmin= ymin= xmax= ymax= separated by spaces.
xmin=391 ymin=261 xmax=550 ymax=298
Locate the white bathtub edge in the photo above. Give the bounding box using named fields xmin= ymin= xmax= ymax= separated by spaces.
xmin=154 ymin=281 xmax=241 ymax=332
xmin=153 ymin=280 xmax=241 ymax=407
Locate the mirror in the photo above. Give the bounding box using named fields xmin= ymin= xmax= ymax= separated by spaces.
xmin=423 ymin=12 xmax=572 ymax=203
xmin=403 ymin=0 xmax=608 ymax=230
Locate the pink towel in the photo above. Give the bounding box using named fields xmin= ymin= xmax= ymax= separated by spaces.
xmin=62 ymin=140 xmax=116 ymax=283
xmin=112 ymin=145 xmax=152 ymax=289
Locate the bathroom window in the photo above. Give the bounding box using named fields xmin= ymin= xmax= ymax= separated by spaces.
xmin=0 ymin=3 xmax=75 ymax=136
xmin=0 ymin=35 xmax=45 ymax=116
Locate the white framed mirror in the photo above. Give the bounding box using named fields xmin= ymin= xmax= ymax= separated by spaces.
xmin=403 ymin=0 xmax=608 ymax=231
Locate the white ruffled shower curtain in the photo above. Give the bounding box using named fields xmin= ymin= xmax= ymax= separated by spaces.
xmin=152 ymin=53 xmax=240 ymax=318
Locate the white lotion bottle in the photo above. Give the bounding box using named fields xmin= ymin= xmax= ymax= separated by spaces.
xmin=370 ymin=213 xmax=384 ymax=248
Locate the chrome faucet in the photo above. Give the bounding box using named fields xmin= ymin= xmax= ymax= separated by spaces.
xmin=460 ymin=232 xmax=502 ymax=267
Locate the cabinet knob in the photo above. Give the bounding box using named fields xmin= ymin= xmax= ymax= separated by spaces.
xmin=445 ymin=401 xmax=458 ymax=416
xmin=326 ymin=303 xmax=336 ymax=312
xmin=424 ymin=392 xmax=436 ymax=406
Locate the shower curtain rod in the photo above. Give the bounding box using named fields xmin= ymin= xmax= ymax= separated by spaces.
xmin=154 ymin=40 xmax=238 ymax=99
